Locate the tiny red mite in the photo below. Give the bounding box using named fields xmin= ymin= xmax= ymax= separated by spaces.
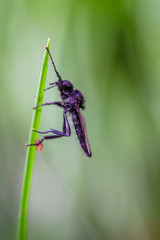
xmin=35 ymin=140 xmax=43 ymax=152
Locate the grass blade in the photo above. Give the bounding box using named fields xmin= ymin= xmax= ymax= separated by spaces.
xmin=17 ymin=38 xmax=50 ymax=240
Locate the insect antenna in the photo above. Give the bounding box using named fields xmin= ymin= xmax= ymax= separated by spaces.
xmin=45 ymin=47 xmax=62 ymax=82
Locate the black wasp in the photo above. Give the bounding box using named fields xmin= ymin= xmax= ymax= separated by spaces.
xmin=26 ymin=46 xmax=92 ymax=158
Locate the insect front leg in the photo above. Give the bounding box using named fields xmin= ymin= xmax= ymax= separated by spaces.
xmin=26 ymin=110 xmax=71 ymax=146
xmin=44 ymin=82 xmax=57 ymax=91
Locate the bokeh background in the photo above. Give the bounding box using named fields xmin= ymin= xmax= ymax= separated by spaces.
xmin=1 ymin=0 xmax=160 ymax=239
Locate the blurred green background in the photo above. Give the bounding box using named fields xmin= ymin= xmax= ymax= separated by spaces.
xmin=1 ymin=0 xmax=160 ymax=239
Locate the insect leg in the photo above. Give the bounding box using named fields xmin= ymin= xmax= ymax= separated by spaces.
xmin=33 ymin=101 xmax=64 ymax=109
xmin=63 ymin=110 xmax=70 ymax=134
xmin=32 ymin=110 xmax=70 ymax=135
xmin=25 ymin=134 xmax=64 ymax=146
xmin=32 ymin=129 xmax=54 ymax=134
xmin=44 ymin=82 xmax=57 ymax=91
xmin=26 ymin=111 xmax=71 ymax=146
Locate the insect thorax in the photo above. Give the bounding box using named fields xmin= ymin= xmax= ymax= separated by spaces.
xmin=72 ymin=89 xmax=85 ymax=109
xmin=60 ymin=81 xmax=85 ymax=109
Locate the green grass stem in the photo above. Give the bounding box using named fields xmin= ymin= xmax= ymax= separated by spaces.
xmin=17 ymin=38 xmax=50 ymax=240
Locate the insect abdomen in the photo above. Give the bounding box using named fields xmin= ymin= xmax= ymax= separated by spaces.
xmin=72 ymin=111 xmax=92 ymax=158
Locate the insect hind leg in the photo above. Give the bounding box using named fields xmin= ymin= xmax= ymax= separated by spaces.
xmin=26 ymin=111 xmax=71 ymax=146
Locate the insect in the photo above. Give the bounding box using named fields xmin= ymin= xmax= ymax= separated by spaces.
xmin=26 ymin=46 xmax=92 ymax=158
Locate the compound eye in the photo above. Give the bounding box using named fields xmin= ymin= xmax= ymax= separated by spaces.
xmin=63 ymin=80 xmax=73 ymax=92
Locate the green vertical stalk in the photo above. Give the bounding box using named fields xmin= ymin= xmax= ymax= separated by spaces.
xmin=17 ymin=38 xmax=50 ymax=240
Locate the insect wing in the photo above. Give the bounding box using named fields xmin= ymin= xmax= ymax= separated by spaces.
xmin=78 ymin=109 xmax=92 ymax=157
